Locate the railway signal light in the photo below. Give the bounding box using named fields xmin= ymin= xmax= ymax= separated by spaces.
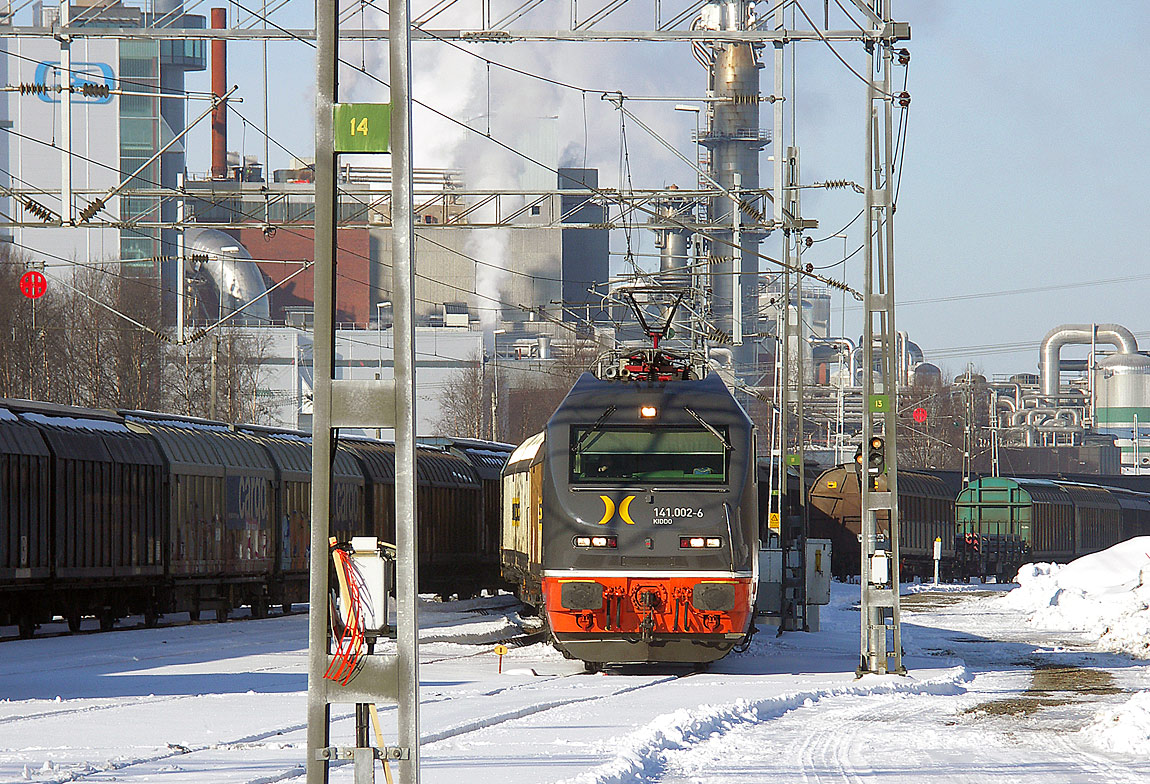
xmin=868 ymin=436 xmax=886 ymax=476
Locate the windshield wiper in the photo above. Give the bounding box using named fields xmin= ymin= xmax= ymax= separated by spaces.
xmin=574 ymin=405 xmax=618 ymax=451
xmin=684 ymin=406 xmax=732 ymax=451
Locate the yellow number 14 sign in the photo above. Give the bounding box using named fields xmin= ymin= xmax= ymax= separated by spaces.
xmin=333 ymin=103 xmax=391 ymax=153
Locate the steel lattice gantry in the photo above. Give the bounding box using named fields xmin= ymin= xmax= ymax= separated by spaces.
xmin=857 ymin=0 xmax=907 ymax=677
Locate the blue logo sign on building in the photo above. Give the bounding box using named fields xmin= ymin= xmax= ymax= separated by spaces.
xmin=33 ymin=61 xmax=115 ymax=105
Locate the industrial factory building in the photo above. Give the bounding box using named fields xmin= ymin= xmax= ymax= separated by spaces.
xmin=4 ymin=3 xmax=1149 ymax=474
xmin=0 ymin=0 xmax=204 ymax=270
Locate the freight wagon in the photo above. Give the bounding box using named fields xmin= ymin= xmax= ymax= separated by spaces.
xmin=0 ymin=398 xmax=512 ymax=638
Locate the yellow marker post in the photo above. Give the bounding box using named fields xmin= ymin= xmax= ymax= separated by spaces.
xmin=494 ymin=643 xmax=509 ymax=673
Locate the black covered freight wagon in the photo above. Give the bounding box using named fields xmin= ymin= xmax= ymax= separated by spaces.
xmin=14 ymin=403 xmax=165 ymax=631
xmin=416 ymin=446 xmax=486 ymax=597
xmin=238 ymin=426 xmax=366 ymax=611
xmin=420 ymin=437 xmax=514 ymax=567
xmin=343 ymin=437 xmax=396 ymax=543
xmin=0 ymin=404 xmax=51 ymax=637
xmin=1110 ymin=486 xmax=1150 ymax=543
xmin=124 ymin=412 xmax=276 ymax=621
xmin=1059 ymin=483 xmax=1122 ymax=556
xmin=344 ymin=438 xmax=497 ymax=597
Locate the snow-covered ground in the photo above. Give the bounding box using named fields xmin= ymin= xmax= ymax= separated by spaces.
xmin=5 ymin=539 xmax=1150 ymax=783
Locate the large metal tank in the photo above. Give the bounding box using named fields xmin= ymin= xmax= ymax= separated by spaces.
xmin=910 ymin=362 xmax=942 ymax=388
xmin=1094 ymin=352 xmax=1150 ymax=473
xmin=185 ymin=229 xmax=271 ymax=325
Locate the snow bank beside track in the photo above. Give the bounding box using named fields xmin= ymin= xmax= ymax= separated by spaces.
xmin=999 ymin=536 xmax=1150 ymax=658
xmin=557 ymin=666 xmax=971 ymax=784
xmin=1081 ymin=690 xmax=1150 ymax=756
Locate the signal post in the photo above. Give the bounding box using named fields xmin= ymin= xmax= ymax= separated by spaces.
xmin=308 ymin=0 xmax=421 ymax=781
xmin=857 ymin=0 xmax=909 ymax=677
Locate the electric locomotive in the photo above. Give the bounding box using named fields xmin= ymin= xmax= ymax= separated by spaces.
xmin=502 ymin=349 xmax=758 ymax=667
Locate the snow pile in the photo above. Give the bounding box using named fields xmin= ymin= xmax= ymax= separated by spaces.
xmin=1081 ymin=691 xmax=1150 ymax=755
xmin=557 ymin=667 xmax=970 ymax=784
xmin=1000 ymin=537 xmax=1150 ymax=657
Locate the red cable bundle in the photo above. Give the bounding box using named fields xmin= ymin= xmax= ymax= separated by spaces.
xmin=324 ymin=547 xmax=372 ymax=685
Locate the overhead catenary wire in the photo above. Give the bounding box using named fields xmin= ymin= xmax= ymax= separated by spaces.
xmin=2 ymin=45 xmax=220 ymax=101
xmin=10 ymin=0 xmax=863 ymax=316
xmin=1 ymin=116 xmax=590 ymax=332
xmin=221 ymin=0 xmax=858 ymax=300
xmin=792 ymin=0 xmax=894 ymax=99
xmin=7 ymin=0 xmax=904 ymax=379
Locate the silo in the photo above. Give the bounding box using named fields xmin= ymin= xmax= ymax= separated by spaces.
xmin=1094 ymin=352 xmax=1150 ymax=473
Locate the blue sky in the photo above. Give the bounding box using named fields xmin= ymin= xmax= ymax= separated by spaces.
xmin=181 ymin=1 xmax=1150 ymax=380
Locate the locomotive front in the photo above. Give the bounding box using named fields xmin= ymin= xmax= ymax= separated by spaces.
xmin=540 ymin=372 xmax=757 ymax=665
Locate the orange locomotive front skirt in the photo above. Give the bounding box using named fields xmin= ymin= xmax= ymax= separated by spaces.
xmin=542 ymin=574 xmax=754 ymax=638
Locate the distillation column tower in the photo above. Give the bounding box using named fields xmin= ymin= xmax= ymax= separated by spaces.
xmin=699 ymin=0 xmax=768 ymax=372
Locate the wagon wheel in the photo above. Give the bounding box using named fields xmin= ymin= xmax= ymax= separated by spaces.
xmin=17 ymin=615 xmax=36 ymax=639
xmin=252 ymin=596 xmax=269 ymax=619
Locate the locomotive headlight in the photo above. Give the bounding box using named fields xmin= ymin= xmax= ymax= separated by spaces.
xmin=640 ymin=405 xmax=657 ymax=418
xmin=575 ymin=535 xmax=617 ymax=548
xmin=680 ymin=536 xmax=723 ymax=549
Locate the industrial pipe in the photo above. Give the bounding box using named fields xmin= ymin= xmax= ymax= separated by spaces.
xmin=1039 ymin=323 xmax=1137 ymax=398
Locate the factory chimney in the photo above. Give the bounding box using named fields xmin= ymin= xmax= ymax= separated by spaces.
xmin=699 ymin=0 xmax=766 ymax=371
xmin=211 ymin=7 xmax=227 ymax=179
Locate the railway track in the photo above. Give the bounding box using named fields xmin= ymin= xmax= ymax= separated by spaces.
xmin=0 ymin=592 xmax=525 ymax=644
xmin=17 ymin=624 xmax=699 ymax=784
xmin=0 ymin=606 xmax=307 ymax=644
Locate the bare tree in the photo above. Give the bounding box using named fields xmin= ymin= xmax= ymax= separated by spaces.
xmin=431 ymin=353 xmax=491 ymax=439
xmin=51 ymin=264 xmax=166 ymax=411
xmin=431 ymin=339 xmax=599 ymax=444
xmin=0 ymin=249 xmax=70 ymax=402
xmin=1 ymin=249 xmax=269 ymax=421
xmin=165 ymin=328 xmax=275 ymax=424
xmin=896 ymin=381 xmax=966 ymax=469
xmin=503 ymin=339 xmax=598 ymax=444
xmin=111 ymin=272 xmax=167 ymax=410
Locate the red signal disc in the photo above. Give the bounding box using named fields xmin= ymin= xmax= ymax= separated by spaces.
xmin=19 ymin=270 xmax=47 ymax=300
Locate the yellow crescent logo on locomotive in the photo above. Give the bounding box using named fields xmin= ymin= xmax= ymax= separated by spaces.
xmin=597 ymin=495 xmax=636 ymax=525
xmin=619 ymin=495 xmax=636 ymax=525
xmin=597 ymin=496 xmax=615 ymax=525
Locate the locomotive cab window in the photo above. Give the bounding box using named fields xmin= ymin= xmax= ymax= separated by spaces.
xmin=569 ymin=426 xmax=728 ymax=484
